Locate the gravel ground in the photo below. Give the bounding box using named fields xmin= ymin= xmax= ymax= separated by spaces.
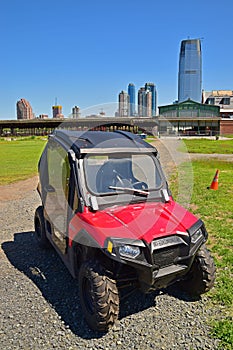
xmin=0 ymin=141 xmax=222 ymax=350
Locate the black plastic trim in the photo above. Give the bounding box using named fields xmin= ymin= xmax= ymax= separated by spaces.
xmin=187 ymin=219 xmax=204 ymax=236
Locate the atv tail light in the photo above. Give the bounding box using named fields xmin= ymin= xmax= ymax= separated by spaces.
xmin=191 ymin=228 xmax=203 ymax=244
xmin=119 ymin=245 xmax=140 ymax=259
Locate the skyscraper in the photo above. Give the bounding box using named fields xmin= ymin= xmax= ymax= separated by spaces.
xmin=178 ymin=39 xmax=202 ymax=103
xmin=138 ymin=87 xmax=146 ymax=117
xmin=16 ymin=98 xmax=34 ymax=120
xmin=128 ymin=83 xmax=136 ymax=116
xmin=72 ymin=106 xmax=81 ymax=118
xmin=52 ymin=105 xmax=64 ymax=118
xmin=138 ymin=87 xmax=152 ymax=117
xmin=145 ymin=83 xmax=157 ymax=116
xmin=145 ymin=90 xmax=152 ymax=117
xmin=118 ymin=91 xmax=129 ymax=117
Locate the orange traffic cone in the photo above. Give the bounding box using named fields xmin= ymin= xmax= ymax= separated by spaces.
xmin=208 ymin=169 xmax=220 ymax=190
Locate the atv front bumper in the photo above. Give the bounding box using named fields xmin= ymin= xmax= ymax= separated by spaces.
xmin=104 ymin=219 xmax=207 ymax=292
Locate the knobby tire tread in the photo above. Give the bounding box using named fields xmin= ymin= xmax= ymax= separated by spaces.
xmin=79 ymin=260 xmax=119 ymax=332
xmin=179 ymin=244 xmax=216 ymax=296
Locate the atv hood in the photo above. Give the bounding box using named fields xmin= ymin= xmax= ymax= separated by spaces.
xmin=69 ymin=201 xmax=198 ymax=246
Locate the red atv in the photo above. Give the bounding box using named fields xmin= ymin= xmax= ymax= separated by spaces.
xmin=34 ymin=130 xmax=215 ymax=331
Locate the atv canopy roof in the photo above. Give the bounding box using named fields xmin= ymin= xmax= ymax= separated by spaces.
xmin=51 ymin=130 xmax=157 ymax=155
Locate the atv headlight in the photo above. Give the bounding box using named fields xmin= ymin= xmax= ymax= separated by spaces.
xmin=191 ymin=228 xmax=203 ymax=244
xmin=119 ymin=245 xmax=140 ymax=259
xmin=105 ymin=238 xmax=145 ymax=260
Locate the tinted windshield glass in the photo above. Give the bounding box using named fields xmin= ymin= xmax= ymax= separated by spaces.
xmin=84 ymin=153 xmax=162 ymax=195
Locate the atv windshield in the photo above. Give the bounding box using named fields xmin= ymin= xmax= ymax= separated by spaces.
xmin=83 ymin=153 xmax=163 ymax=198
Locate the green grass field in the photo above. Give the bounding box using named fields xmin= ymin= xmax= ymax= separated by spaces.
xmin=181 ymin=138 xmax=233 ymax=154
xmin=0 ymin=136 xmax=232 ymax=347
xmin=0 ymin=137 xmax=46 ymax=185
xmin=170 ymin=159 xmax=233 ymax=349
xmin=192 ymin=160 xmax=233 ymax=349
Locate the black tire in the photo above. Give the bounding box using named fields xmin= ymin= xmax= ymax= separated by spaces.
xmin=34 ymin=206 xmax=50 ymax=248
xmin=78 ymin=260 xmax=119 ymax=332
xmin=179 ymin=244 xmax=216 ymax=297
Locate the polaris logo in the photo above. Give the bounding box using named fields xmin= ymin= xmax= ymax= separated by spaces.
xmin=152 ymin=236 xmax=185 ymax=251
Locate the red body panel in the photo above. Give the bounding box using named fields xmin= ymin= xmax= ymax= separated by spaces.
xmin=69 ymin=200 xmax=198 ymax=247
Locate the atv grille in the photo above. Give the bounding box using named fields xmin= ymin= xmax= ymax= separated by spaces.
xmin=153 ymin=246 xmax=180 ymax=268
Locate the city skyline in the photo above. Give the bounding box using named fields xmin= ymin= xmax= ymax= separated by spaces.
xmin=14 ymin=85 xmax=233 ymax=120
xmin=118 ymin=82 xmax=156 ymax=118
xmin=0 ymin=0 xmax=233 ymax=120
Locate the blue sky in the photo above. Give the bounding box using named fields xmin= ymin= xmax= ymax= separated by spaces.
xmin=0 ymin=0 xmax=233 ymax=119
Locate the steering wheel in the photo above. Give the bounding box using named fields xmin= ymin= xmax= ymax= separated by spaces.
xmin=131 ymin=181 xmax=148 ymax=190
xmin=115 ymin=175 xmax=131 ymax=188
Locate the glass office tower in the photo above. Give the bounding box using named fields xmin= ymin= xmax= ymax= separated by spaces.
xmin=178 ymin=39 xmax=202 ymax=103
xmin=128 ymin=83 xmax=136 ymax=116
xmin=145 ymin=82 xmax=157 ymax=116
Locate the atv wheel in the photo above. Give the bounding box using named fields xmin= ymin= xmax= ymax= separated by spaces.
xmin=78 ymin=260 xmax=119 ymax=332
xmin=179 ymin=244 xmax=216 ymax=297
xmin=34 ymin=206 xmax=50 ymax=248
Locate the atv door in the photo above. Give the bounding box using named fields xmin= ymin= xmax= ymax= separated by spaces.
xmin=43 ymin=139 xmax=71 ymax=253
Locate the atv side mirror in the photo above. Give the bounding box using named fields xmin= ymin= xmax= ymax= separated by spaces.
xmin=161 ymin=189 xmax=170 ymax=203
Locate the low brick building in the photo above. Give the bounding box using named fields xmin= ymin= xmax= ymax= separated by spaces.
xmin=220 ymin=119 xmax=233 ymax=135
